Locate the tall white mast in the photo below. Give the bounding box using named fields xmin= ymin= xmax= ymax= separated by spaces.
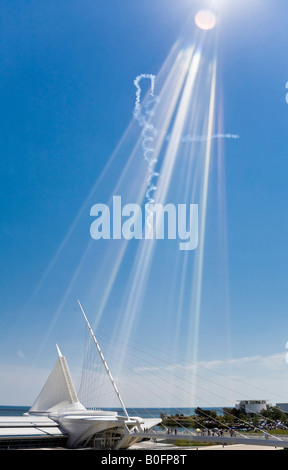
xmin=77 ymin=299 xmax=130 ymax=420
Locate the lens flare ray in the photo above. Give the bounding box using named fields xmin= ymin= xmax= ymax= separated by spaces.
xmin=30 ymin=12 xmax=238 ymax=405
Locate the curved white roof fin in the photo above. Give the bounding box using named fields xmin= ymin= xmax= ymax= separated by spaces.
xmin=29 ymin=343 xmax=83 ymax=414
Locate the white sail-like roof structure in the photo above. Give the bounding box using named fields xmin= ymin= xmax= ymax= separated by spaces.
xmin=29 ymin=345 xmax=85 ymax=414
xmin=0 ymin=302 xmax=161 ymax=449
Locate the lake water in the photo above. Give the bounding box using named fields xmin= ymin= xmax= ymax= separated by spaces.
xmin=0 ymin=405 xmax=223 ymax=418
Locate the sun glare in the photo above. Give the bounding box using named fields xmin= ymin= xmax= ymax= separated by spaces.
xmin=195 ymin=10 xmax=217 ymax=30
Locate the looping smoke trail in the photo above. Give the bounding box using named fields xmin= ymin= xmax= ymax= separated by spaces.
xmin=133 ymin=74 xmax=240 ymax=234
xmin=133 ymin=74 xmax=160 ymax=234
xmin=133 ymin=74 xmax=156 ymax=121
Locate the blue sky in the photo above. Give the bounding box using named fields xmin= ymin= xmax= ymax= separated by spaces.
xmin=1 ymin=0 xmax=288 ymax=407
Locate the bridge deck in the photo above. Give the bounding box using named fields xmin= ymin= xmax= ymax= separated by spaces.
xmin=133 ymin=431 xmax=288 ymax=449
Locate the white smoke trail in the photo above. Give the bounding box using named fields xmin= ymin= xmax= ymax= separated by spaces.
xmin=133 ymin=73 xmax=156 ymax=123
xmin=133 ymin=74 xmax=160 ymax=234
xmin=133 ymin=74 xmax=239 ymax=232
xmin=166 ymin=132 xmax=240 ymax=143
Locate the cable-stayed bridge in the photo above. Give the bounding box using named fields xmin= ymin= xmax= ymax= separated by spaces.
xmin=77 ymin=301 xmax=288 ymax=450
xmin=130 ymin=429 xmax=288 ymax=449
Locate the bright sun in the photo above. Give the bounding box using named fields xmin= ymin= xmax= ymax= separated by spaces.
xmin=194 ymin=10 xmax=217 ymax=30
